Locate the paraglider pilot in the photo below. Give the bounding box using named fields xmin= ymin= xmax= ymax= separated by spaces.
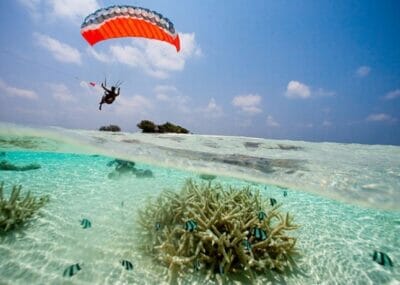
xmin=99 ymin=82 xmax=120 ymax=110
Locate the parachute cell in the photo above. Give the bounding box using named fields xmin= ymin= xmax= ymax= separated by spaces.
xmin=81 ymin=5 xmax=180 ymax=52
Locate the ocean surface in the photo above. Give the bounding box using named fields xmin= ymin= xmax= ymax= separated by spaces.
xmin=0 ymin=123 xmax=399 ymax=284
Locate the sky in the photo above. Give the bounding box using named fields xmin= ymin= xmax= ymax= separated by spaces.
xmin=0 ymin=0 xmax=399 ymax=145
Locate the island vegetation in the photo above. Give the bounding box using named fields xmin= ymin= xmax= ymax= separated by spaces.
xmin=99 ymin=125 xmax=121 ymax=132
xmin=137 ymin=120 xmax=189 ymax=134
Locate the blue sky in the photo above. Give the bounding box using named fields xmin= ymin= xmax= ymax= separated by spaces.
xmin=0 ymin=1 xmax=399 ymax=145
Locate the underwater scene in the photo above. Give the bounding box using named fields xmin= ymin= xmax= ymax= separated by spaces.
xmin=0 ymin=124 xmax=399 ymax=285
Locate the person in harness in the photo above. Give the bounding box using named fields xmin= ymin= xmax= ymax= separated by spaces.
xmin=99 ymin=81 xmax=121 ymax=110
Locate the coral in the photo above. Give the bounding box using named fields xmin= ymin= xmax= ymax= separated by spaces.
xmin=137 ymin=179 xmax=299 ymax=283
xmin=0 ymin=182 xmax=49 ymax=232
xmin=107 ymin=159 xmax=153 ymax=179
xmin=0 ymin=160 xmax=41 ymax=171
xmin=199 ymin=173 xmax=217 ymax=182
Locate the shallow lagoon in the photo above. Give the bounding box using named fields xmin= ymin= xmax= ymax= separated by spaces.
xmin=0 ymin=124 xmax=399 ymax=284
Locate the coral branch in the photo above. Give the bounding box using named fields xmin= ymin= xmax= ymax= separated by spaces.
xmin=0 ymin=182 xmax=49 ymax=232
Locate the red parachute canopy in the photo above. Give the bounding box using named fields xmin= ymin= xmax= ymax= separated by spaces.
xmin=80 ymin=5 xmax=180 ymax=52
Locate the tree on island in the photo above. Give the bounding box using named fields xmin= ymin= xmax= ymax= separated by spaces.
xmin=137 ymin=120 xmax=189 ymax=134
xmin=99 ymin=125 xmax=121 ymax=132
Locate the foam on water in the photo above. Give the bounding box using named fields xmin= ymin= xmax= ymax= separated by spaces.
xmin=0 ymin=123 xmax=399 ymax=284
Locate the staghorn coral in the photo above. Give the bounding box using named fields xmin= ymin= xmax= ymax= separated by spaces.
xmin=0 ymin=182 xmax=49 ymax=232
xmin=137 ymin=179 xmax=299 ymax=284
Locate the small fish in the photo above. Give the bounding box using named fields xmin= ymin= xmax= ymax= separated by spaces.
xmin=193 ymin=259 xmax=201 ymax=271
xmin=63 ymin=263 xmax=82 ymax=277
xmin=121 ymin=201 xmax=124 ymax=207
xmin=258 ymin=211 xmax=267 ymax=221
xmin=242 ymin=239 xmax=252 ymax=252
xmin=373 ymin=251 xmax=393 ymax=267
xmin=121 ymin=260 xmax=134 ymax=270
xmin=185 ymin=220 xmax=197 ymax=232
xmin=80 ymin=218 xmax=91 ymax=229
xmin=251 ymin=227 xmax=267 ymax=241
xmin=283 ymin=190 xmax=287 ymax=197
xmin=155 ymin=222 xmax=161 ymax=231
xmin=270 ymin=198 xmax=277 ymax=206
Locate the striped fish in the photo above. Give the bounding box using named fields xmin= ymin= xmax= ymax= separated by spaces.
xmin=283 ymin=190 xmax=287 ymax=197
xmin=185 ymin=220 xmax=197 ymax=232
xmin=270 ymin=198 xmax=277 ymax=206
xmin=258 ymin=211 xmax=267 ymax=221
xmin=80 ymin=218 xmax=91 ymax=229
xmin=193 ymin=259 xmax=201 ymax=271
xmin=373 ymin=251 xmax=393 ymax=267
xmin=63 ymin=263 xmax=82 ymax=277
xmin=251 ymin=227 xmax=267 ymax=241
xmin=155 ymin=222 xmax=161 ymax=231
xmin=242 ymin=239 xmax=252 ymax=252
xmin=121 ymin=260 xmax=134 ymax=270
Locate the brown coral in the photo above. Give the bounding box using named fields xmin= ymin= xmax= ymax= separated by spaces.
xmin=0 ymin=182 xmax=49 ymax=232
xmin=137 ymin=179 xmax=299 ymax=283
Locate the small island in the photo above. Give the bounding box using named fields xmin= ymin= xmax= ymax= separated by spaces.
xmin=99 ymin=125 xmax=121 ymax=132
xmin=137 ymin=120 xmax=189 ymax=134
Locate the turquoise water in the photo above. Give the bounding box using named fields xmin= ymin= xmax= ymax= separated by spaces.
xmin=0 ymin=124 xmax=399 ymax=284
xmin=0 ymin=150 xmax=399 ymax=284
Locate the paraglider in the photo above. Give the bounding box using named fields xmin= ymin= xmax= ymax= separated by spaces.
xmin=81 ymin=5 xmax=181 ymax=110
xmin=98 ymin=80 xmax=122 ymax=110
xmin=80 ymin=5 xmax=180 ymax=51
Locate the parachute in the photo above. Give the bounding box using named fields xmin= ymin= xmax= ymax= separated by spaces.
xmin=81 ymin=5 xmax=180 ymax=52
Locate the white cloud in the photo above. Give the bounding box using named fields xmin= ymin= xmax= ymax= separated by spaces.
xmin=384 ymin=89 xmax=400 ymax=100
xmin=232 ymin=94 xmax=262 ymax=114
xmin=154 ymin=85 xmax=190 ymax=113
xmin=115 ymin=95 xmax=153 ymax=115
xmin=154 ymin=85 xmax=178 ymax=94
xmin=18 ymin=0 xmax=42 ymax=20
xmin=47 ymin=0 xmax=99 ymax=22
xmin=314 ymin=88 xmax=335 ymax=97
xmin=154 ymin=85 xmax=179 ymax=101
xmin=322 ymin=120 xmax=332 ymax=127
xmin=284 ymin=81 xmax=334 ymax=99
xmin=200 ymin=98 xmax=223 ymax=119
xmin=90 ymin=32 xmax=201 ymax=78
xmin=19 ymin=0 xmax=99 ymax=23
xmin=356 ymin=66 xmax=371 ymax=78
xmin=366 ymin=113 xmax=395 ymax=122
xmin=155 ymin=93 xmax=170 ymax=101
xmin=86 ymin=48 xmax=111 ymax=63
xmin=0 ymin=79 xmax=38 ymax=100
xmin=35 ymin=33 xmax=81 ymax=64
xmin=48 ymin=83 xmax=76 ymax=102
xmin=266 ymin=115 xmax=279 ymax=127
xmin=285 ymin=81 xmax=311 ymax=99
